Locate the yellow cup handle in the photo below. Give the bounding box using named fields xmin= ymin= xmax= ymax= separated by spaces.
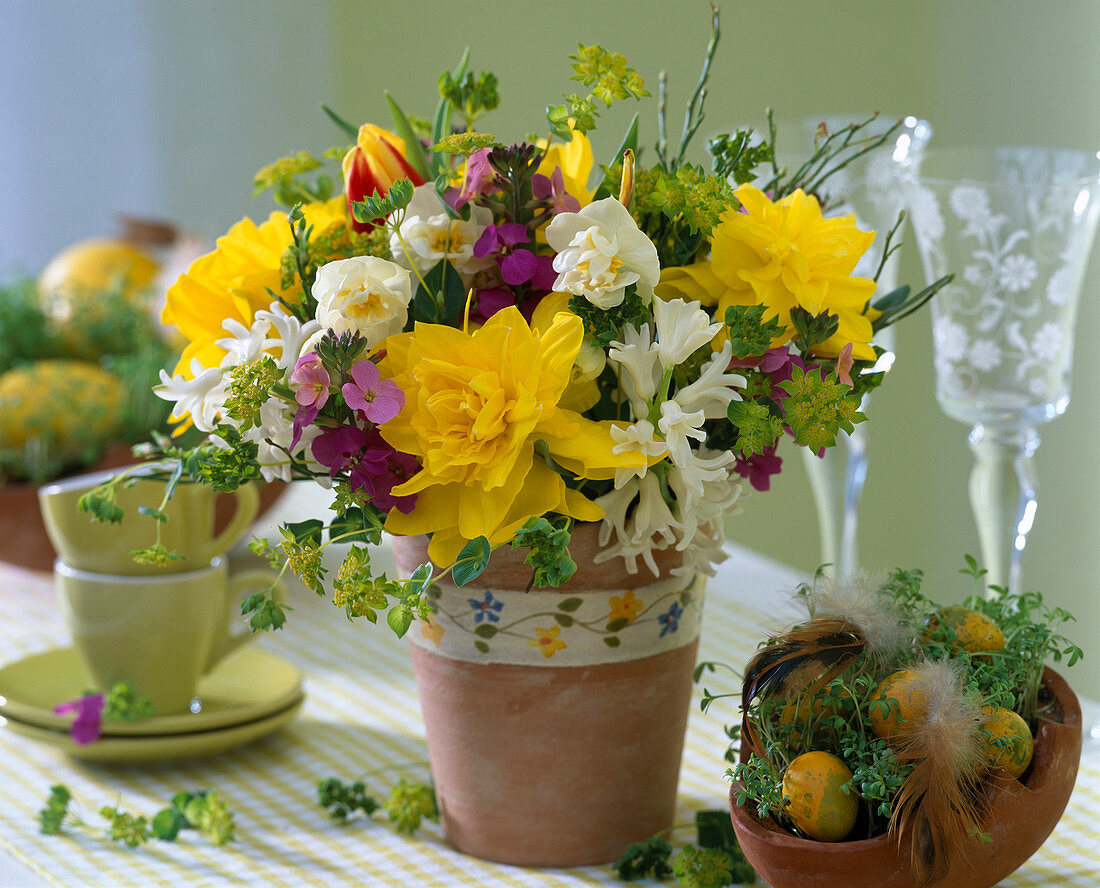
xmin=203 ymin=483 xmax=261 ymax=561
xmin=207 ymin=568 xmax=286 ymax=668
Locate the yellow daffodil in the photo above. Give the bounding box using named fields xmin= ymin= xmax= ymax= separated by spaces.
xmin=379 ymin=306 xmax=645 ymax=565
xmin=687 ymin=184 xmax=879 ymax=360
xmin=162 ymin=198 xmax=345 ymax=375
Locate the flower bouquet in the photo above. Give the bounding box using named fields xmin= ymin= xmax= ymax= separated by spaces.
xmin=96 ymin=9 xmax=947 ymax=865
xmin=722 ymin=561 xmax=1083 ymax=888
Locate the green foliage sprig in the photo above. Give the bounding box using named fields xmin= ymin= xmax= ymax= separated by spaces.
xmin=318 ymin=772 xmax=438 ymax=836
xmin=612 ymin=808 xmax=756 ymax=885
xmin=39 ymin=785 xmax=235 ymax=848
xmin=509 ymin=515 xmax=577 ymax=590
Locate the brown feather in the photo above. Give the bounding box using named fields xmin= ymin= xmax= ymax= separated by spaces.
xmin=887 ymin=660 xmax=988 ymax=886
xmin=740 ymin=618 xmax=866 ymax=749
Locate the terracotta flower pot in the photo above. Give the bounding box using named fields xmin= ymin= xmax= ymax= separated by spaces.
xmin=729 ymin=667 xmax=1082 ymax=888
xmin=393 ymin=523 xmax=702 ymax=867
xmin=0 ymin=447 xmax=286 ymax=574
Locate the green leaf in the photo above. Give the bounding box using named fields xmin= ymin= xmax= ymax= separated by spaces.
xmin=695 ymin=809 xmax=737 ymax=848
xmin=474 ymin=640 xmax=490 ymax=654
xmin=328 ymin=507 xmax=381 ymax=545
xmin=408 ymin=563 xmax=434 ymax=595
xmin=136 ymin=505 xmax=168 ymax=523
xmin=474 ymin=624 xmax=498 ymax=639
xmin=610 ymin=112 xmax=640 ymax=166
xmin=151 ymin=807 xmax=185 ymax=842
xmin=606 ymin=617 xmax=629 ymax=632
xmin=286 ymin=518 xmax=324 ymax=547
xmin=557 ymin=597 xmax=584 ymax=613
xmin=385 ymin=91 xmax=431 ymax=181
xmin=553 ymin=613 xmax=574 ymax=628
xmin=413 ymin=258 xmax=466 ymax=325
xmin=546 ymin=104 xmax=574 ymax=141
xmin=352 ymin=177 xmax=415 ymax=226
xmin=387 ymin=604 xmax=414 ymax=638
xmin=613 ymin=836 xmax=673 ymax=880
xmin=452 ymin=536 xmax=491 ymax=586
xmin=321 ymin=104 xmax=360 ymax=141
xmin=603 ymin=636 xmax=621 ymax=648
xmin=431 ymin=48 xmax=470 ymax=174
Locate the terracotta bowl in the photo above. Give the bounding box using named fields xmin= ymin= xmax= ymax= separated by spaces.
xmin=729 ymin=668 xmax=1082 ymax=888
xmin=0 ymin=449 xmax=286 ymax=573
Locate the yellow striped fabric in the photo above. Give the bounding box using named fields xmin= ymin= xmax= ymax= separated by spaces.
xmin=0 ymin=546 xmax=1095 ymax=888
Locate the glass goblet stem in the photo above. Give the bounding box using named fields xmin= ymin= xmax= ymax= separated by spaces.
xmin=803 ymin=411 xmax=868 ymax=579
xmin=966 ymin=424 xmax=1041 ymax=597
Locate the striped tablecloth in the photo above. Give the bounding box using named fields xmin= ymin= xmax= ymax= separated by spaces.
xmin=0 ymin=529 xmax=1096 ymax=887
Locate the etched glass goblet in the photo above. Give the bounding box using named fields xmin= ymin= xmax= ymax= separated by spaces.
xmin=897 ymin=145 xmax=1100 ymax=594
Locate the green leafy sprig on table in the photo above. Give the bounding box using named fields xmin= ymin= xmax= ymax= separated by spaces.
xmin=613 ymin=809 xmax=755 ymax=886
xmin=39 ymin=785 xmax=236 ymax=848
xmin=318 ymin=774 xmax=438 ymax=836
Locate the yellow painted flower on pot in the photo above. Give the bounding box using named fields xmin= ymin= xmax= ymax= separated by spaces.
xmin=380 ymin=305 xmax=646 ymax=565
xmin=528 ymin=625 xmax=567 ymax=658
xmin=608 ymin=589 xmax=644 ymax=625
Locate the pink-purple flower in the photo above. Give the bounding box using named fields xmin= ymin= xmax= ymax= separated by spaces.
xmin=341 ymin=359 xmax=404 ymax=425
xmin=290 ymin=352 xmax=332 ymax=449
xmin=54 ymin=693 xmax=105 ymax=745
xmin=532 ymin=166 xmax=581 ymax=215
xmin=292 ymin=352 xmax=331 ymax=410
xmin=733 ymin=444 xmax=783 ymax=492
xmin=452 ymin=147 xmax=497 ymax=209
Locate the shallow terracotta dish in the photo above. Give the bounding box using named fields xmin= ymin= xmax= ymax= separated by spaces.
xmin=728 ymin=668 xmax=1081 ymax=888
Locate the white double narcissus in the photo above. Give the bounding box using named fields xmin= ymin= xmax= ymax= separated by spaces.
xmin=546 ymin=197 xmax=660 ymax=309
xmin=312 ymin=256 xmax=413 ymax=349
xmin=390 ymin=184 xmax=494 ymax=278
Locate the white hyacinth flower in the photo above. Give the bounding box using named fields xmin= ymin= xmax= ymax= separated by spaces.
xmin=609 ymin=420 xmax=668 ymax=488
xmin=255 ymin=302 xmax=323 ymax=371
xmin=546 ymin=197 xmax=660 ymax=309
xmin=657 ymin=400 xmax=707 ymax=469
xmin=390 ymin=183 xmax=494 ymax=277
xmin=608 ymin=322 xmax=661 ymax=416
xmin=652 ymin=297 xmax=723 ymax=366
xmin=154 ymin=360 xmax=226 ymax=433
xmin=216 ymin=317 xmax=271 ymax=368
xmin=673 ymin=342 xmax=745 ymax=419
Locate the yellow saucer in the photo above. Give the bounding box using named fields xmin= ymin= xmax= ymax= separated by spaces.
xmin=0 ymin=645 xmax=303 ymax=735
xmin=0 ymin=696 xmax=303 ymax=763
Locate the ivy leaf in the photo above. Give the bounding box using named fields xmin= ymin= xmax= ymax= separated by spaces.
xmin=452 ymin=536 xmax=491 ymax=586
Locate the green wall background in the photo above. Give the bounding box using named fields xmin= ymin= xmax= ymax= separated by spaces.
xmin=10 ymin=0 xmax=1097 ymax=694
